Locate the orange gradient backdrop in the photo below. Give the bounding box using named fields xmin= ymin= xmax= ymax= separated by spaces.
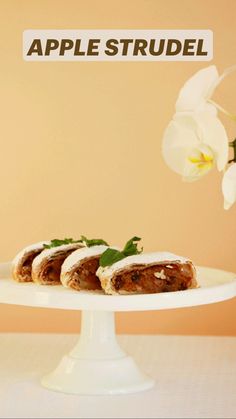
xmin=1 ymin=0 xmax=236 ymax=335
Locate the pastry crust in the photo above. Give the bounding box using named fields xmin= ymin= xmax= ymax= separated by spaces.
xmin=61 ymin=245 xmax=110 ymax=291
xmin=12 ymin=241 xmax=49 ymax=283
xmin=96 ymin=252 xmax=197 ymax=295
xmin=31 ymin=243 xmax=83 ymax=285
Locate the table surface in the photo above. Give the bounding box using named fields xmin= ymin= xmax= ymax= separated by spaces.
xmin=0 ymin=334 xmax=235 ymax=418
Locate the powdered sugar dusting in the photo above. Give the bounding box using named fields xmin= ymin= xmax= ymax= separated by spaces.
xmin=97 ymin=251 xmax=190 ymax=279
xmin=12 ymin=241 xmax=50 ymax=267
xmin=61 ymin=245 xmax=110 ymax=274
xmin=32 ymin=243 xmax=83 ymax=271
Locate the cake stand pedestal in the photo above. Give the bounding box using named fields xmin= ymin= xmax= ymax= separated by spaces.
xmin=42 ymin=310 xmax=154 ymax=394
xmin=0 ymin=263 xmax=235 ymax=395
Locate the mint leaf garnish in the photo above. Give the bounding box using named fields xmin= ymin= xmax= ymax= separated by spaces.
xmin=98 ymin=248 xmax=125 ymax=266
xmin=99 ymin=236 xmax=142 ymax=267
xmin=43 ymin=238 xmax=82 ymax=249
xmin=80 ymin=236 xmax=109 ymax=247
xmin=123 ymin=236 xmax=143 ymax=256
xmin=43 ymin=236 xmax=109 ymax=250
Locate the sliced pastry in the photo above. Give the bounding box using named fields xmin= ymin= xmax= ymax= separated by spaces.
xmin=32 ymin=240 xmax=83 ymax=285
xmin=61 ymin=244 xmax=111 ymax=291
xmin=97 ymin=252 xmax=197 ymax=295
xmin=12 ymin=241 xmax=50 ymax=283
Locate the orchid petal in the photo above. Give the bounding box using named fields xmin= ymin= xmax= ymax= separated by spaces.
xmin=222 ymin=164 xmax=236 ymax=210
xmin=212 ymin=64 xmax=236 ymax=95
xmin=162 ymin=112 xmax=228 ymax=180
xmin=162 ymin=115 xmax=200 ymax=175
xmin=175 ymin=65 xmax=219 ymax=112
xmin=193 ymin=113 xmax=228 ymax=171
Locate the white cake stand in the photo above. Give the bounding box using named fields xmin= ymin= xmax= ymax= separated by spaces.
xmin=0 ymin=262 xmax=236 ymax=395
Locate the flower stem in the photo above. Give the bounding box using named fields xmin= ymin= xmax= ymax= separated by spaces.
xmin=220 ymin=64 xmax=236 ymax=82
xmin=209 ymin=64 xmax=236 ymax=96
xmin=208 ymin=99 xmax=236 ymax=122
xmin=229 ymin=138 xmax=236 ymax=163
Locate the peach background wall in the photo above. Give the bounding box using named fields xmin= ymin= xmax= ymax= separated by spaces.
xmin=1 ymin=0 xmax=236 ymax=335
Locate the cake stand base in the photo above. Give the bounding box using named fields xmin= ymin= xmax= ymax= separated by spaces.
xmin=41 ymin=310 xmax=154 ymax=395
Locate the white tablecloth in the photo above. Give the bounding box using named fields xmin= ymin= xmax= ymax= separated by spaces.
xmin=0 ymin=334 xmax=235 ymax=418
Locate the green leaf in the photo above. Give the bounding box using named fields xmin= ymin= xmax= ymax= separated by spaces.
xmin=43 ymin=238 xmax=82 ymax=249
xmin=99 ymin=248 xmax=125 ymax=267
xmin=123 ymin=236 xmax=142 ymax=256
xmin=80 ymin=236 xmax=109 ymax=247
xmin=99 ymin=236 xmax=143 ymax=267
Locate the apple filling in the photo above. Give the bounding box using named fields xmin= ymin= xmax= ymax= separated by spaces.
xmin=39 ymin=250 xmax=78 ymax=285
xmin=67 ymin=256 xmax=102 ymax=291
xmin=111 ymin=262 xmax=196 ymax=294
xmin=18 ymin=251 xmax=42 ymax=282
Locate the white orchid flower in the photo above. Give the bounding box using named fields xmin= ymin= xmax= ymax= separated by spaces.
xmin=162 ymin=112 xmax=228 ymax=181
xmin=222 ymin=163 xmax=236 ymax=209
xmin=161 ymin=64 xmax=236 ymax=208
xmin=161 ymin=64 xmax=236 ymax=182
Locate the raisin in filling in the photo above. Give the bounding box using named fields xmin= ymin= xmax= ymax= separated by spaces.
xmin=20 ymin=251 xmax=42 ymax=282
xmin=68 ymin=256 xmax=102 ymax=291
xmin=40 ymin=250 xmax=77 ymax=284
xmin=112 ymin=262 xmax=194 ymax=294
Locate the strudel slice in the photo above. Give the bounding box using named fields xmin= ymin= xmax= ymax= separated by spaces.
xmin=32 ymin=243 xmax=83 ymax=285
xmin=61 ymin=245 xmax=110 ymax=291
xmin=12 ymin=241 xmax=50 ymax=283
xmin=97 ymin=252 xmax=197 ymax=295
